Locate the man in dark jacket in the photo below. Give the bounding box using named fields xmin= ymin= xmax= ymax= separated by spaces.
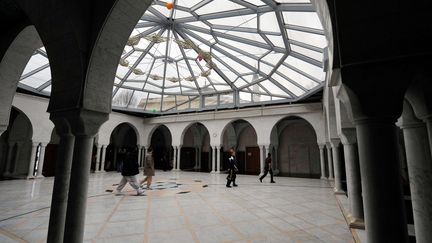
xmin=226 ymin=148 xmax=238 ymax=188
xmin=260 ymin=153 xmax=275 ymax=183
xmin=116 ymin=151 xmax=145 ymax=195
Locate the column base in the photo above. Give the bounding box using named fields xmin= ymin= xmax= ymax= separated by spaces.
xmin=210 ymin=170 xmax=216 ymax=174
xmin=36 ymin=175 xmax=45 ymax=179
xmin=347 ymin=214 xmax=365 ymax=229
xmin=334 ymin=188 xmax=346 ymax=195
xmin=26 ymin=176 xmax=35 ymax=180
xmin=320 ymin=176 xmax=328 ymax=180
xmin=328 ymin=177 xmax=334 ymax=181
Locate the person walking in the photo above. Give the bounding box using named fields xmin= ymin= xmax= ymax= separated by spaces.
xmin=140 ymin=147 xmax=155 ymax=190
xmin=116 ymin=151 xmax=145 ymax=195
xmin=260 ymin=153 xmax=275 ymax=183
xmin=226 ymin=148 xmax=238 ymax=188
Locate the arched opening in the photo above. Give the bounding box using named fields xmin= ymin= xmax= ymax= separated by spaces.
xmin=105 ymin=123 xmax=138 ymax=172
xmin=271 ymin=116 xmax=320 ymax=178
xmin=180 ymin=123 xmax=211 ymax=172
xmin=221 ymin=120 xmax=259 ymax=175
xmin=0 ymin=107 xmax=33 ymax=179
xmin=150 ymin=125 xmax=173 ymax=170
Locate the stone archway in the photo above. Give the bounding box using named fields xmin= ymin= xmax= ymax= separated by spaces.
xmin=180 ymin=123 xmax=211 ymax=172
xmin=0 ymin=107 xmax=33 ymax=179
xmin=150 ymin=125 xmax=173 ymax=170
xmin=271 ymin=116 xmax=320 ymax=178
xmin=105 ymin=123 xmax=138 ymax=172
xmin=221 ymin=119 xmax=259 ymax=174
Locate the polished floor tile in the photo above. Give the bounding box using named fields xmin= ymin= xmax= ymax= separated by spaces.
xmin=0 ymin=171 xmax=355 ymax=242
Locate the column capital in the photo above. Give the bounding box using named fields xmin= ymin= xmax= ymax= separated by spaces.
xmin=340 ymin=128 xmax=357 ymax=145
xmin=330 ymin=138 xmax=341 ymax=148
xmin=318 ymin=144 xmax=326 ymax=149
xmin=32 ymin=142 xmax=40 ymax=147
xmin=40 ymin=142 xmax=48 ymax=147
xmin=50 ymin=109 xmax=108 ymax=137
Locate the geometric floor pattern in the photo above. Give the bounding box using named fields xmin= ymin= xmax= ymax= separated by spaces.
xmin=0 ymin=171 xmax=355 ymax=243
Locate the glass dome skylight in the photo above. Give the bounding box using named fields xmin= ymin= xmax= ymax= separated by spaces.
xmin=18 ymin=0 xmax=327 ymax=114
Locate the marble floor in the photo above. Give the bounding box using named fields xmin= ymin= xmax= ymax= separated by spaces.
xmin=0 ymin=171 xmax=355 ymax=243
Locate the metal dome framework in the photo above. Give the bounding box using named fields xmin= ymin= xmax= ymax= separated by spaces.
xmin=18 ymin=0 xmax=327 ymax=114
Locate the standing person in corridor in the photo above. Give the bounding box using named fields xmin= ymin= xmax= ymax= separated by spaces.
xmin=260 ymin=153 xmax=275 ymax=183
xmin=226 ymin=148 xmax=238 ymax=188
xmin=140 ymin=147 xmax=155 ymax=190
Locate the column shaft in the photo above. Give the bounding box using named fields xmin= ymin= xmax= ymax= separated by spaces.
xmin=343 ymin=142 xmax=364 ymax=228
xmin=319 ymin=145 xmax=327 ymax=179
xmin=332 ymin=141 xmax=344 ymax=194
xmin=36 ymin=144 xmax=47 ymax=177
xmin=356 ymin=120 xmax=408 ymax=243
xmin=259 ymin=145 xmax=265 ymax=175
xmin=63 ymin=135 xmax=95 ymax=243
xmin=177 ymin=146 xmax=181 ymax=170
xmin=403 ymin=123 xmax=432 ymax=243
xmin=326 ymin=146 xmax=334 ymax=179
xmin=95 ymin=146 xmax=101 ymax=172
xmin=211 ymin=147 xmax=216 ymax=173
xmin=216 ymin=147 xmax=221 ymax=173
xmin=27 ymin=143 xmax=38 ymax=178
xmin=47 ymin=134 xmax=75 ymax=243
xmin=100 ymin=146 xmax=107 ymax=172
xmin=425 ymin=118 xmax=432 ymax=158
xmin=173 ymin=147 xmax=177 ymax=170
xmin=137 ymin=147 xmax=142 ymax=168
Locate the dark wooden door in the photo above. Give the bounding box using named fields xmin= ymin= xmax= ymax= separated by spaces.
xmin=245 ymin=146 xmax=260 ymax=174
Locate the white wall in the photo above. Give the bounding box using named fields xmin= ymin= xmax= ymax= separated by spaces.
xmin=143 ymin=103 xmax=326 ymax=147
xmin=11 ymin=93 xmax=326 ymax=153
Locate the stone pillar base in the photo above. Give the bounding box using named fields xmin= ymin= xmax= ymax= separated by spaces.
xmin=320 ymin=176 xmax=327 ymax=180
xmin=347 ymin=214 xmax=365 ymax=229
xmin=334 ymin=188 xmax=346 ymax=195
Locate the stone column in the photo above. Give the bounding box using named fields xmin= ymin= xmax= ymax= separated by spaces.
xmin=137 ymin=145 xmax=142 ymax=168
xmin=356 ymin=118 xmax=408 ymax=243
xmin=211 ymin=146 xmax=216 ymax=173
xmin=60 ymin=111 xmax=107 ymax=243
xmin=47 ymin=120 xmax=75 ymax=243
xmin=36 ymin=143 xmax=47 ymax=178
xmin=319 ymin=144 xmax=327 ymax=179
xmin=401 ymin=117 xmax=432 ymax=243
xmin=173 ymin=146 xmax=177 ymax=170
xmin=341 ymin=129 xmax=364 ymax=229
xmin=216 ymin=146 xmax=221 ymax=173
xmin=331 ymin=139 xmax=344 ymax=194
xmin=26 ymin=142 xmax=39 ymax=179
xmin=424 ymin=117 xmax=432 ymax=158
xmin=100 ymin=145 xmax=107 ymax=172
xmin=94 ymin=145 xmax=102 ymax=172
xmin=177 ymin=146 xmax=181 ymax=170
xmin=259 ymin=145 xmax=265 ymax=175
xmin=326 ymin=144 xmax=334 ymax=179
